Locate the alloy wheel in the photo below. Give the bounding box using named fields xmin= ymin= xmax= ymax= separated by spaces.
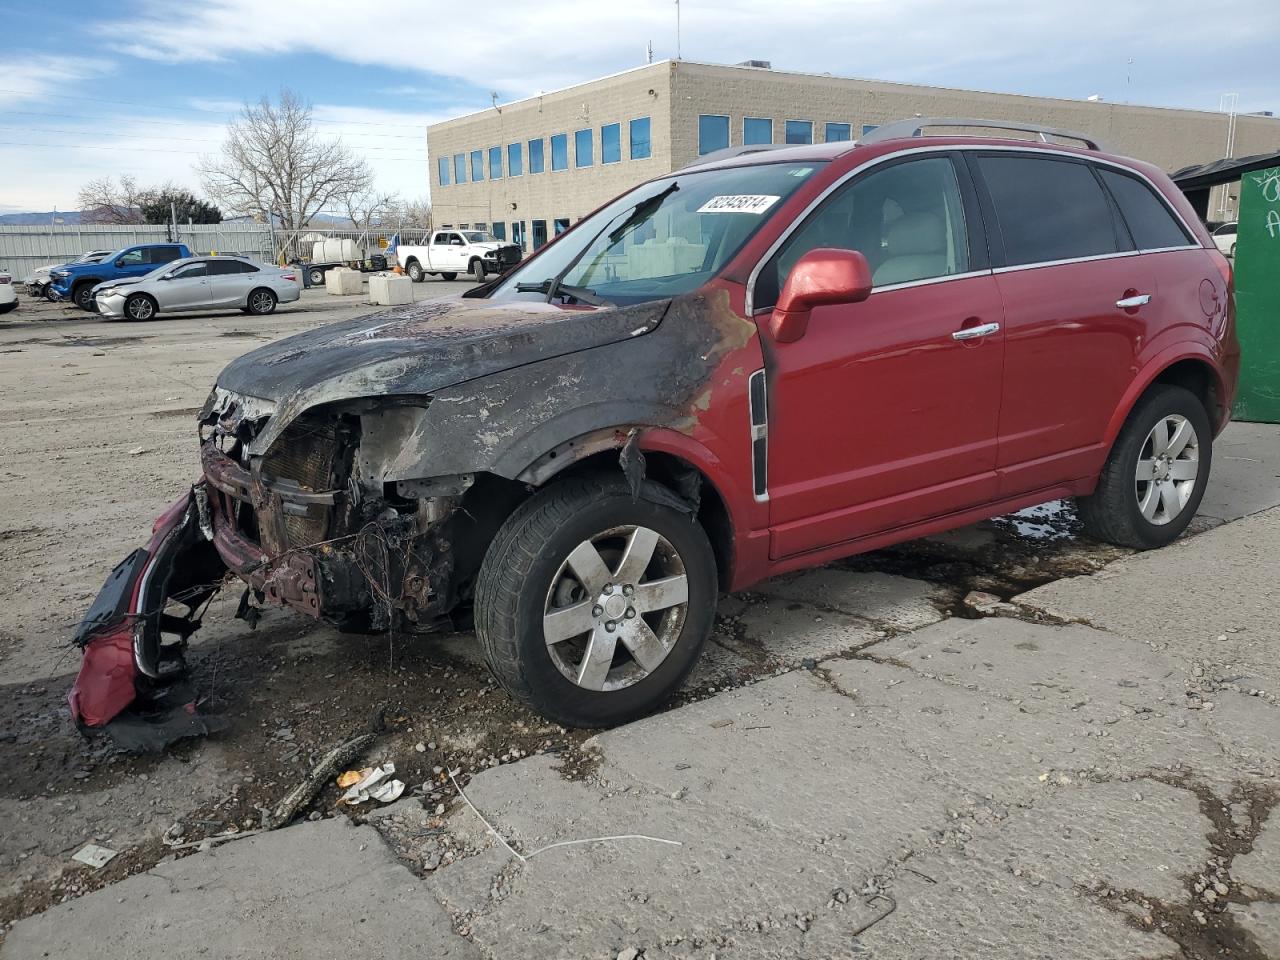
xmin=127 ymin=297 xmax=154 ymax=320
xmin=251 ymin=291 xmax=275 ymax=314
xmin=1135 ymin=414 xmax=1199 ymax=525
xmin=542 ymin=525 xmax=689 ymax=691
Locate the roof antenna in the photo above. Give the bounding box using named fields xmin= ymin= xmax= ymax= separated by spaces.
xmin=490 ymin=91 xmax=501 ymax=114
xmin=675 ymin=0 xmax=682 ymax=60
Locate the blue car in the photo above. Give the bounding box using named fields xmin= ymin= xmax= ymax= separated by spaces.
xmin=50 ymin=242 xmax=192 ymax=311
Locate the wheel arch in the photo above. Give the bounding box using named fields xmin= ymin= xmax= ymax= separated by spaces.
xmin=1103 ymin=349 xmax=1228 ymax=450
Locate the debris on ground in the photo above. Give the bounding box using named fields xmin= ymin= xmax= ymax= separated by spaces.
xmin=341 ymin=763 xmax=405 ymax=805
xmin=268 ymin=732 xmax=376 ymax=828
xmin=70 ymin=844 xmax=117 ymax=869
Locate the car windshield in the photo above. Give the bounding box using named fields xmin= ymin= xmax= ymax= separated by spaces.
xmin=491 ymin=160 xmax=825 ymax=305
xmin=465 ymin=231 xmax=495 ymax=243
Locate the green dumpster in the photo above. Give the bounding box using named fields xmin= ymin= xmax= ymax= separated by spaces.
xmin=1233 ymin=165 xmax=1280 ymax=422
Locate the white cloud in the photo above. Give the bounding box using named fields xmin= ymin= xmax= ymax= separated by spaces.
xmin=0 ymin=55 xmax=116 ymax=108
xmin=93 ymin=0 xmax=1280 ymax=112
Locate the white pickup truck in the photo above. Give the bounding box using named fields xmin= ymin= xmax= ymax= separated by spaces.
xmin=396 ymin=230 xmax=522 ymax=283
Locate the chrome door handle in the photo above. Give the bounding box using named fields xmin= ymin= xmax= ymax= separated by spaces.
xmin=952 ymin=321 xmax=1001 ymax=341
xmin=1116 ymin=294 xmax=1152 ymax=309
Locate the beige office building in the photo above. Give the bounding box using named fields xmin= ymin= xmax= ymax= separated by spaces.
xmin=426 ymin=60 xmax=1278 ymax=251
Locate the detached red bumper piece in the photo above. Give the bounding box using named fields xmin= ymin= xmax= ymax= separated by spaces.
xmin=69 ymin=486 xmax=229 ymax=751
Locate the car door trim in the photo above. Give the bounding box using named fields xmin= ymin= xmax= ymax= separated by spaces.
xmin=745 ymin=143 xmax=1201 ymax=315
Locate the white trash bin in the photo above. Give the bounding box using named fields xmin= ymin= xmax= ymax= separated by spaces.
xmin=368 ymin=272 xmax=413 ymax=306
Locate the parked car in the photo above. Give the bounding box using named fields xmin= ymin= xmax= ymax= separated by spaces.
xmin=49 ymin=243 xmax=192 ymax=310
xmin=1212 ymin=222 xmax=1237 ymax=257
xmin=396 ymin=230 xmax=521 ymax=283
xmin=72 ymin=118 xmax=1238 ymax=736
xmin=92 ymin=256 xmax=300 ymax=320
xmin=23 ymin=250 xmax=114 ymax=300
xmin=0 ymin=271 xmax=17 ymax=314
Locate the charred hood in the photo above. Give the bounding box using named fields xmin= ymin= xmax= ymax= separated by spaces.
xmin=210 ymin=295 xmax=669 ymax=454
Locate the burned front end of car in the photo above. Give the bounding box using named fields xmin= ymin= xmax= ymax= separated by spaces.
xmin=199 ymin=387 xmax=471 ymax=634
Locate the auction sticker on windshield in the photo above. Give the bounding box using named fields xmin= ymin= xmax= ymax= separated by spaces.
xmin=697 ymin=195 xmax=781 ymax=215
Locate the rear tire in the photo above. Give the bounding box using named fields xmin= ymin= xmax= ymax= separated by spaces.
xmin=247 ymin=288 xmax=278 ymax=315
xmin=406 ymin=260 xmax=424 ymax=282
xmin=470 ymin=259 xmax=486 ymax=282
xmin=308 ymin=267 xmax=326 ymax=286
xmin=476 ymin=475 xmax=717 ymax=728
xmin=440 ymin=272 xmax=458 ymax=281
xmin=1077 ymin=384 xmax=1212 ymax=549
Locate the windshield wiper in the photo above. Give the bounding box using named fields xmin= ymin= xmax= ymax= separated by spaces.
xmin=514 ymin=279 xmax=611 ymax=306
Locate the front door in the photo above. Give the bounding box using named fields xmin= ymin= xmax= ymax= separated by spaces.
xmin=756 ymin=154 xmax=1005 ymax=558
xmin=154 ymin=260 xmax=211 ymax=311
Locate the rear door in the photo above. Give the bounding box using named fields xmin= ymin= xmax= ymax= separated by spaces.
xmin=206 ymin=259 xmax=255 ymax=307
xmin=153 ymin=260 xmax=211 ymax=311
xmin=969 ymin=151 xmax=1158 ymax=495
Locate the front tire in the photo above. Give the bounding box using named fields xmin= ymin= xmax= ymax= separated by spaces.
xmin=124 ymin=293 xmax=156 ymax=321
xmin=470 ymin=259 xmax=486 ymax=282
xmin=1077 ymin=384 xmax=1212 ymax=549
xmin=476 ymin=475 xmax=717 ymax=728
xmin=406 ymin=260 xmax=424 ymax=282
xmin=73 ymin=283 xmax=97 ymax=311
xmin=247 ymin=288 xmax=278 ymax=315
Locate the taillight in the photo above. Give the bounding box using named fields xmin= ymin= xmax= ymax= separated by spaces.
xmin=0 ymin=276 xmax=11 ymax=284
xmin=1211 ymin=249 xmax=1232 ymax=289
xmin=281 ymin=273 xmax=296 ymax=282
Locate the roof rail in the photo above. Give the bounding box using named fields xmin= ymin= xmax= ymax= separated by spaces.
xmin=676 ymin=143 xmax=791 ymax=171
xmin=860 ymin=118 xmax=1109 ymax=153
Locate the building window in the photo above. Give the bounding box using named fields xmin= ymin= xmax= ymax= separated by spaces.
xmin=437 ymin=156 xmax=450 ymax=186
xmin=825 ymin=122 xmax=852 ymax=142
xmin=699 ymin=114 xmax=730 ymax=155
xmin=459 ymin=223 xmax=469 ymax=230
xmin=575 ymin=128 xmax=593 ymax=167
xmin=551 ymin=134 xmax=568 ymax=171
xmin=784 ymin=120 xmax=813 ymax=145
xmin=511 ymin=221 xmax=526 ymax=250
xmin=453 ymin=154 xmax=465 ymax=184
xmin=507 ymin=142 xmax=523 ymax=177
xmin=531 ymin=219 xmax=548 ymax=250
xmin=528 ymin=138 xmax=545 ymax=174
xmin=473 ymin=222 xmax=487 ymax=231
xmin=470 ymin=149 xmax=484 ymax=181
xmin=601 ymin=122 xmax=621 ymax=164
xmin=554 ymin=217 xmax=570 ymax=236
xmin=492 ymin=222 xmax=506 ymax=240
xmin=488 ymin=146 xmax=502 ymax=180
xmin=862 ymin=123 xmax=879 ymax=135
xmin=743 ymin=117 xmax=773 ymax=145
xmin=629 ymin=117 xmax=651 ymax=159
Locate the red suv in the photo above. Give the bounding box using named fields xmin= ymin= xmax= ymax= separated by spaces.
xmin=72 ymin=119 xmax=1238 ymax=736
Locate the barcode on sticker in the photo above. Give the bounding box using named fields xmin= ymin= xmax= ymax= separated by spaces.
xmin=697 ymin=195 xmax=781 ymax=215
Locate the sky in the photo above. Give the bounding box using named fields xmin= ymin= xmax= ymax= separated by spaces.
xmin=0 ymin=0 xmax=1277 ymax=214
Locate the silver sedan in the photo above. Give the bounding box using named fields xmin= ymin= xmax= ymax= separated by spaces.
xmin=93 ymin=256 xmax=301 ymax=321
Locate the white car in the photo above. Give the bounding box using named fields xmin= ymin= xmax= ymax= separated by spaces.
xmin=0 ymin=270 xmax=17 ymax=314
xmin=92 ymin=256 xmax=300 ymax=321
xmin=1212 ymin=222 xmax=1237 ymax=258
xmin=23 ymin=249 xmax=114 ymax=299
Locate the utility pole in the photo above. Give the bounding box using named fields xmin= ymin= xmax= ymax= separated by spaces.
xmin=675 ymin=0 xmax=682 ymax=60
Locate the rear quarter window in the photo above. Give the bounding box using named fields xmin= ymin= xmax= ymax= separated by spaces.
xmin=1098 ymin=169 xmax=1193 ymax=250
xmin=976 ymin=155 xmax=1121 ymax=266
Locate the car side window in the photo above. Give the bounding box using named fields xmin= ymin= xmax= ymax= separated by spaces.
xmin=206 ymin=260 xmax=243 ymax=276
xmin=1097 ymin=169 xmax=1192 ymax=250
xmin=238 ymin=261 xmax=259 ymax=273
xmin=169 ymin=262 xmax=207 ymax=280
xmin=432 ymin=232 xmax=448 ymax=245
xmin=149 ymin=246 xmax=182 ymax=265
xmin=975 ymin=155 xmax=1121 ymax=266
xmin=117 ymin=249 xmax=145 ymax=266
xmin=757 ymin=156 xmax=970 ymax=310
xmin=450 ymin=234 xmax=465 ymax=246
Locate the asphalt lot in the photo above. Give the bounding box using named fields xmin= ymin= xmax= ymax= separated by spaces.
xmin=1 ymin=282 xmax=1278 ymax=957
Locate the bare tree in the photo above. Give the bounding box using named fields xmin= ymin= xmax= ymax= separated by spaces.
xmin=199 ymin=89 xmax=374 ymax=250
xmin=78 ymin=176 xmax=146 ymax=224
xmin=341 ymin=187 xmax=399 ymax=232
xmin=386 ymin=196 xmax=433 ymax=230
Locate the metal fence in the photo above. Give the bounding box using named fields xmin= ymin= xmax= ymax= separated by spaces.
xmin=0 ymin=223 xmax=437 ymax=280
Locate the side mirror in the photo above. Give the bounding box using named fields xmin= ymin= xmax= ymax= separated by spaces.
xmin=115 ymin=259 xmax=126 ymax=268
xmin=770 ymin=248 xmax=873 ymax=343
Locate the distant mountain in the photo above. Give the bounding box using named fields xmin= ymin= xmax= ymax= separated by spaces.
xmin=0 ymin=211 xmax=87 ymax=225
